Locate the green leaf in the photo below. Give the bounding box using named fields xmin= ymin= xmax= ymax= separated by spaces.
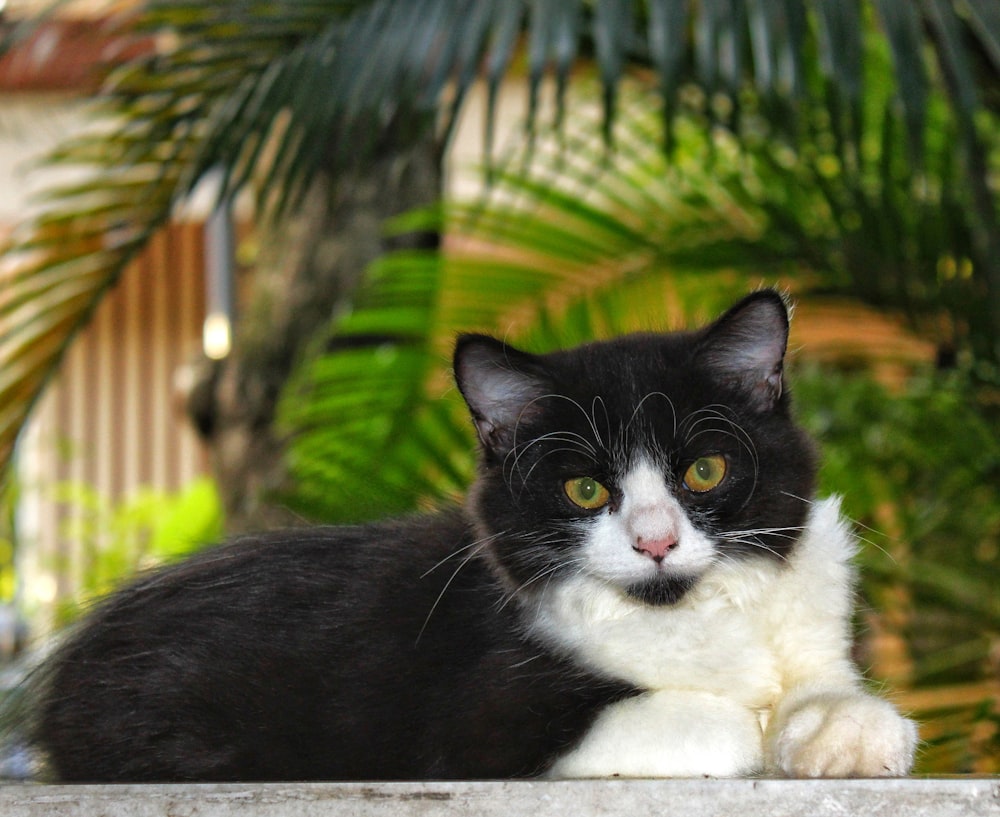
xmin=873 ymin=0 xmax=929 ymax=164
xmin=963 ymin=0 xmax=1000 ymax=74
xmin=745 ymin=0 xmax=807 ymax=142
xmin=277 ymin=91 xmax=787 ymax=523
xmin=484 ymin=1 xmax=524 ymax=162
xmin=3 ymin=0 xmax=999 ymax=491
xmin=647 ymin=0 xmax=690 ymax=153
xmin=593 ymin=0 xmax=635 ymax=143
xmin=922 ymin=0 xmax=981 ymax=132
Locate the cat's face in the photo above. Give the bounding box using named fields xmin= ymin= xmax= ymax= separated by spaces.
xmin=454 ymin=291 xmax=817 ymax=607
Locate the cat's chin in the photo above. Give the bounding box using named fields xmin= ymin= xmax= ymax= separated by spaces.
xmin=624 ymin=574 xmax=697 ymax=607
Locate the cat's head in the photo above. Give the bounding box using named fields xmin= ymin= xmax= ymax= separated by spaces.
xmin=454 ymin=290 xmax=817 ymax=607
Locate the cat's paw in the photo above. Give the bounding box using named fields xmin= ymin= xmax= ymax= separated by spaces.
xmin=767 ymin=691 xmax=917 ymax=778
xmin=551 ymin=690 xmax=763 ymax=778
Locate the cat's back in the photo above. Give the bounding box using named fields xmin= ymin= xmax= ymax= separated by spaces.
xmin=33 ymin=510 xmax=503 ymax=780
xmin=49 ymin=509 xmax=478 ymax=659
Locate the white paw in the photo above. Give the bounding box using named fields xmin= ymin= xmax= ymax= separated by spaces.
xmin=552 ymin=691 xmax=763 ymax=778
xmin=768 ymin=691 xmax=917 ymax=778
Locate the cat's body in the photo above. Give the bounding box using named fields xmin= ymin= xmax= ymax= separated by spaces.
xmin=25 ymin=291 xmax=917 ymax=781
xmin=37 ymin=513 xmax=631 ymax=781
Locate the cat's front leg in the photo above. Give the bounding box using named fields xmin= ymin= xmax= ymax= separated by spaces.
xmin=765 ymin=684 xmax=918 ymax=777
xmin=550 ymin=690 xmax=763 ymax=778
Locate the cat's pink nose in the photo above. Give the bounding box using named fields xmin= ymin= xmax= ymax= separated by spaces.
xmin=633 ymin=535 xmax=678 ymax=563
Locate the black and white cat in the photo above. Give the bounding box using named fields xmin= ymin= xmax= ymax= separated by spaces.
xmin=25 ymin=290 xmax=917 ymax=782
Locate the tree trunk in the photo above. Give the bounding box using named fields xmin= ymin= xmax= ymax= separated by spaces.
xmin=191 ymin=136 xmax=443 ymax=533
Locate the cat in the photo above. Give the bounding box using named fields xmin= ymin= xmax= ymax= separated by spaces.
xmin=20 ymin=289 xmax=917 ymax=782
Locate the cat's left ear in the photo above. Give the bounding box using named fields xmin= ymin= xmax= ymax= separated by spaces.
xmin=453 ymin=334 xmax=551 ymax=459
xmin=696 ymin=290 xmax=790 ymax=412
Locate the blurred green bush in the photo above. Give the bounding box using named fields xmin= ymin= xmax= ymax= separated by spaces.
xmin=43 ymin=477 xmax=224 ymax=626
xmin=794 ymin=367 xmax=999 ymax=773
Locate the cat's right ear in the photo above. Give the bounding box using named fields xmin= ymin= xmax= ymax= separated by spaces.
xmin=453 ymin=335 xmax=550 ymax=459
xmin=696 ymin=289 xmax=790 ymax=413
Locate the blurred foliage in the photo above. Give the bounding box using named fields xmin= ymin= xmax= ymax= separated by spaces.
xmin=46 ymin=477 xmax=223 ymax=626
xmin=0 ymin=479 xmax=17 ymax=604
xmin=800 ymin=371 xmax=1000 ymax=590
xmin=279 ymin=38 xmax=1000 ymax=517
xmin=2 ymin=0 xmax=998 ymax=484
xmin=795 ymin=368 xmax=999 ymax=772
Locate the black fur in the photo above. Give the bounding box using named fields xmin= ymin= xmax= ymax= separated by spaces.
xmin=36 ymin=515 xmax=629 ymax=781
xmin=27 ymin=290 xmax=816 ymax=782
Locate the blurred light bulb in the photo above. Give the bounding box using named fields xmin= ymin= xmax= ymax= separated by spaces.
xmin=203 ymin=312 xmax=232 ymax=360
xmin=33 ymin=574 xmax=58 ymax=605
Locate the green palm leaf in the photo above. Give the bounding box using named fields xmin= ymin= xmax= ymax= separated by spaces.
xmin=0 ymin=0 xmax=516 ymax=475
xmin=276 ymin=92 xmax=772 ymax=522
xmin=277 ymin=51 xmax=997 ymax=521
xmin=1 ymin=0 xmax=998 ymax=483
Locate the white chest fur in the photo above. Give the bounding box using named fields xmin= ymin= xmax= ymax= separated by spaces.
xmin=532 ymin=497 xmax=858 ymax=698
xmin=532 ymin=497 xmax=880 ymax=778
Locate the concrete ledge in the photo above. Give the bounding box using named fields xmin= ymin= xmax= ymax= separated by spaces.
xmin=0 ymin=778 xmax=997 ymax=817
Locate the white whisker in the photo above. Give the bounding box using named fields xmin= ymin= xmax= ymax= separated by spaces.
xmin=781 ymin=491 xmax=899 ymax=564
xmin=625 ymin=391 xmax=678 ymax=450
xmin=420 ymin=533 xmax=499 ymax=579
xmin=417 ymin=534 xmax=497 ymax=645
xmin=496 ymin=553 xmax=587 ymax=613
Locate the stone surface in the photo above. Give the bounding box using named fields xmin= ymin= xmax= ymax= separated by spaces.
xmin=0 ymin=778 xmax=997 ymax=817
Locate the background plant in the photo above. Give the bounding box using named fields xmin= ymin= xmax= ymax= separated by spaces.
xmin=796 ymin=369 xmax=999 ymax=773
xmin=1 ymin=0 xmax=997 ymax=530
xmin=42 ymin=477 xmax=223 ymax=626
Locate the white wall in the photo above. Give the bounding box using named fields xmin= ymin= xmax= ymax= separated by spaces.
xmin=0 ymin=95 xmax=93 ymax=224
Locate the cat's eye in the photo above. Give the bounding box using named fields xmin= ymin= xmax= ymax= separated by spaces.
xmin=564 ymin=477 xmax=611 ymax=510
xmin=683 ymin=455 xmax=727 ymax=493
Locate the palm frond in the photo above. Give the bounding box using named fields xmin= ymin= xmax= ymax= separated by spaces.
xmin=0 ymin=2 xmax=338 ymax=473
xmin=646 ymin=0 xmax=689 ymax=153
xmin=964 ymin=0 xmax=1000 ymax=74
xmin=277 ymin=244 xmax=467 ymax=522
xmin=276 ymin=92 xmax=773 ymax=523
xmin=2 ymin=0 xmax=998 ymax=481
xmin=0 ymin=0 xmax=520 ymax=478
xmin=280 ymin=81 xmax=982 ymax=518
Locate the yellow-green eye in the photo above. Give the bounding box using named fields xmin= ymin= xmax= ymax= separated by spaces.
xmin=683 ymin=455 xmax=727 ymax=493
xmin=564 ymin=477 xmax=611 ymax=510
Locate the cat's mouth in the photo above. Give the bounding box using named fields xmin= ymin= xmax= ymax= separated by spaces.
xmin=624 ymin=573 xmax=697 ymax=606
